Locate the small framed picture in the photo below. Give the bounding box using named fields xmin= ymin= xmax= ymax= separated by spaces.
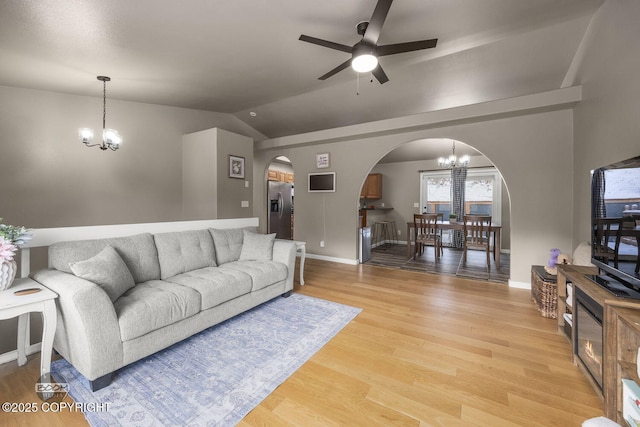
xmin=229 ymin=155 xmax=245 ymax=179
xmin=316 ymin=153 xmax=330 ymax=169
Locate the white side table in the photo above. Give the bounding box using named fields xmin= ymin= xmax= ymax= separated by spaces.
xmin=0 ymin=278 xmax=57 ymax=379
xmin=292 ymin=241 xmax=306 ymax=285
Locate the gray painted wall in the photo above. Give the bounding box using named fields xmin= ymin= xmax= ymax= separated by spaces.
xmin=182 ymin=127 xmax=254 ymax=220
xmin=572 ymin=0 xmax=640 ymax=246
xmin=254 ymin=108 xmax=574 ymax=285
xmin=0 ymin=85 xmax=263 ymax=229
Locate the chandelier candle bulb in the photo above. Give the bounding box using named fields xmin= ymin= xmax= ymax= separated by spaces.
xmin=79 ymin=128 xmax=94 ymax=143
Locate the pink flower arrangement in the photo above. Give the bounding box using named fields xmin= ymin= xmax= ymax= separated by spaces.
xmin=0 ymin=219 xmax=32 ymax=263
xmin=0 ymin=236 xmax=18 ymax=262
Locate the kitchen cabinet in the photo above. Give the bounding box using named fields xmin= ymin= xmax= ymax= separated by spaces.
xmin=268 ymin=169 xmax=294 ymax=183
xmin=360 ymin=173 xmax=382 ymax=199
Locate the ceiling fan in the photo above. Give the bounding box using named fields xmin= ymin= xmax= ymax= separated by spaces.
xmin=299 ymin=0 xmax=438 ymax=84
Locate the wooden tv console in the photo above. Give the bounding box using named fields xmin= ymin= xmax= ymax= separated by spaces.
xmin=556 ymin=264 xmax=640 ymax=423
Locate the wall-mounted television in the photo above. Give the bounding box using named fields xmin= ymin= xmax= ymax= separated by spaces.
xmin=308 ymin=172 xmax=336 ymax=192
xmin=590 ymin=155 xmax=640 ymax=294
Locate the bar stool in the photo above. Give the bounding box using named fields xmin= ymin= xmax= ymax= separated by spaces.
xmin=374 ymin=221 xmax=398 ymax=248
xmin=387 ymin=221 xmax=398 ymax=245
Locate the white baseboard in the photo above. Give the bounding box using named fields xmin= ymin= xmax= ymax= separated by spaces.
xmin=509 ymin=280 xmax=531 ymax=289
xmin=305 ymin=253 xmax=359 ymax=265
xmin=0 ymin=343 xmax=41 ymax=366
xmin=372 ymin=240 xmax=407 ymax=248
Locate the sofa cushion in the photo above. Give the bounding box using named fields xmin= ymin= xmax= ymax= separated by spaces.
xmin=165 ymin=267 xmax=252 ymax=310
xmin=209 ymin=228 xmax=246 ymax=265
xmin=114 ymin=280 xmax=201 ymax=341
xmin=219 ymin=260 xmax=288 ymax=291
xmin=154 ymin=229 xmax=217 ymax=280
xmin=69 ymin=245 xmax=135 ymax=302
xmin=239 ymin=230 xmax=276 ymax=261
xmin=49 ymin=233 xmax=161 ymax=284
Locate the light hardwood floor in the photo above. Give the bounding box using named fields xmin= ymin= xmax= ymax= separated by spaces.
xmin=1 ymin=259 xmax=603 ymax=426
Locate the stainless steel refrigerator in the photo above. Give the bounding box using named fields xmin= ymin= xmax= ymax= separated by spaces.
xmin=268 ymin=181 xmax=293 ymax=239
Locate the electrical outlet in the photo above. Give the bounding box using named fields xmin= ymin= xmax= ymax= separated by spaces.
xmin=413 ymin=202 xmax=419 ymax=208
xmin=241 ymin=201 xmax=249 ymax=208
xmin=245 ymin=180 xmax=249 ymax=188
xmin=320 ymin=241 xmax=325 ymax=248
xmin=397 ymin=229 xmax=401 ymax=235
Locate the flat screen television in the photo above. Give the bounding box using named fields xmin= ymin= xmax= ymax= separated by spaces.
xmin=308 ymin=172 xmax=336 ymax=192
xmin=590 ymin=155 xmax=640 ymax=294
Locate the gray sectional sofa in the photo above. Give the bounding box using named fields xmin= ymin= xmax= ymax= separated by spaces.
xmin=30 ymin=227 xmax=297 ymax=391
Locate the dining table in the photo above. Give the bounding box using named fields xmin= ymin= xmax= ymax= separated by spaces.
xmin=406 ymin=220 xmax=502 ymax=269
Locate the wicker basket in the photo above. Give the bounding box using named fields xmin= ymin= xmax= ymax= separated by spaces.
xmin=531 ymin=266 xmax=557 ymax=319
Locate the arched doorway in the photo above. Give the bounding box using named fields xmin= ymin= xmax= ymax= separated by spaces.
xmin=358 ymin=138 xmax=511 ymax=282
xmin=266 ymin=156 xmax=294 ymax=240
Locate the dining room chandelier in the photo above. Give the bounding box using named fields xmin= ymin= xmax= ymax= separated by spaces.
xmin=79 ymin=76 xmax=122 ymax=151
xmin=438 ymin=140 xmax=469 ymax=169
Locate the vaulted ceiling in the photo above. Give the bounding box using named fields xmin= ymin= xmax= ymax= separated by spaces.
xmin=0 ymin=0 xmax=604 ymax=140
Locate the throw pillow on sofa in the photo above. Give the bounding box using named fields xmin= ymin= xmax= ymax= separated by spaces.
xmin=69 ymin=245 xmax=135 ymax=302
xmin=154 ymin=229 xmax=217 ymax=279
xmin=210 ymin=227 xmax=251 ymax=265
xmin=239 ymin=230 xmax=276 ymax=261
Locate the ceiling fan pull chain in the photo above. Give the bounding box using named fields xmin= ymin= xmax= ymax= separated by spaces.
xmin=357 ymin=72 xmax=360 ymax=96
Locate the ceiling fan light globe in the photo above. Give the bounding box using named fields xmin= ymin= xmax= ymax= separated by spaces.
xmin=352 ymin=54 xmax=378 ymax=73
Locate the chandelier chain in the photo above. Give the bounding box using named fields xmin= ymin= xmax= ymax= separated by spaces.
xmin=102 ymin=79 xmax=107 ymax=130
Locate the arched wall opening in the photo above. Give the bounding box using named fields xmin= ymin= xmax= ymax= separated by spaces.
xmin=356 ymin=137 xmax=512 ymax=276
xmin=265 ymin=156 xmax=295 ymax=240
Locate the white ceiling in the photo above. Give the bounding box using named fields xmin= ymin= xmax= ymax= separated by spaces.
xmin=378 ymin=138 xmax=479 ymax=164
xmin=0 ymin=0 xmax=603 ymax=145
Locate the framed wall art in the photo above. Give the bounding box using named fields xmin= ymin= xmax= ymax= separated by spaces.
xmin=316 ymin=152 xmax=330 ymax=169
xmin=229 ymin=155 xmax=245 ymax=179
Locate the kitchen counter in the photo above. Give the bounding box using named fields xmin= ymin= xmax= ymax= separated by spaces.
xmin=359 ymin=207 xmax=393 ymax=227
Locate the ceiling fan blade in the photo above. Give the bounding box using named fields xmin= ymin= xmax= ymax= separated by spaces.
xmin=372 ymin=64 xmax=389 ymax=84
xmin=362 ymin=0 xmax=393 ymax=45
xmin=376 ymin=39 xmax=438 ymax=56
xmin=299 ymin=35 xmax=353 ymax=53
xmin=318 ymin=59 xmax=353 ymax=80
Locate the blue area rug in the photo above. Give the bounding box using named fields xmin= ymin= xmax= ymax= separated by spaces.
xmin=50 ymin=293 xmax=361 ymax=426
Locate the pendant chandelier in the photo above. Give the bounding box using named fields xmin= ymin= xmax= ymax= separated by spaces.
xmin=79 ymin=76 xmax=122 ymax=151
xmin=438 ymin=140 xmax=469 ymax=169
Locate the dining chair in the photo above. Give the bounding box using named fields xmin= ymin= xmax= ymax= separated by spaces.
xmin=463 ymin=215 xmax=492 ymax=271
xmin=592 ymin=217 xmax=623 ymax=268
xmin=413 ymin=213 xmax=442 ymax=261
